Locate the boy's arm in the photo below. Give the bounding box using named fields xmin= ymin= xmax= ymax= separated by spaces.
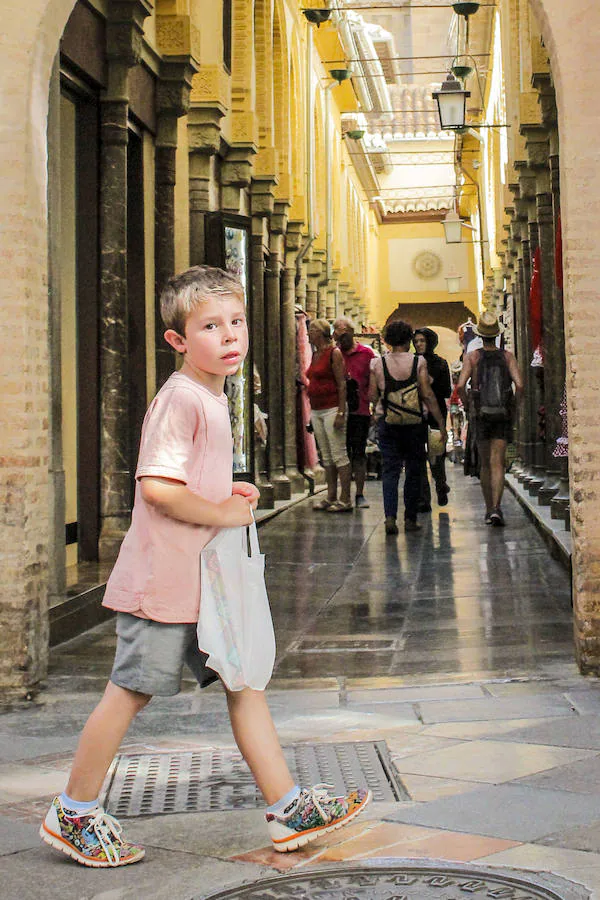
xmin=140 ymin=477 xmax=254 ymax=527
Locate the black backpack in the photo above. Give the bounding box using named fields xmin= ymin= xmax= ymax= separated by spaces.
xmin=473 ymin=349 xmax=513 ymax=423
xmin=381 ymin=355 xmax=422 ymax=426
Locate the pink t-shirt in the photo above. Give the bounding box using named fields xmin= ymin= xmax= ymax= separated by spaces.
xmin=102 ymin=372 xmax=233 ymax=623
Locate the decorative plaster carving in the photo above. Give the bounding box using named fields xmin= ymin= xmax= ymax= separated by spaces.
xmin=413 ymin=250 xmax=442 ymax=281
xmin=191 ymin=66 xmax=231 ymax=109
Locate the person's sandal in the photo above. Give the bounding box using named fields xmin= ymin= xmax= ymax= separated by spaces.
xmin=327 ymin=501 xmax=353 ymax=513
xmin=313 ymin=498 xmax=333 ymax=510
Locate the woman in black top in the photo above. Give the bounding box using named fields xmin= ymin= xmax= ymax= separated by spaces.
xmin=413 ymin=328 xmax=452 ymax=508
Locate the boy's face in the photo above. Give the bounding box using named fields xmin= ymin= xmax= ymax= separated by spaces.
xmin=165 ymin=293 xmax=249 ymax=386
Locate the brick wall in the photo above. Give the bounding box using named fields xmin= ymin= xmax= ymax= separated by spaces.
xmin=0 ymin=0 xmax=76 ymax=699
xmin=530 ymin=0 xmax=600 ymax=671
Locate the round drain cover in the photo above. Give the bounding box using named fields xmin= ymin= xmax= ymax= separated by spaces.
xmin=205 ymin=862 xmax=589 ymax=900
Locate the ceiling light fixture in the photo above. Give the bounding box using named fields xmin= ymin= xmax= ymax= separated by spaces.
xmin=302 ymin=8 xmax=331 ymax=26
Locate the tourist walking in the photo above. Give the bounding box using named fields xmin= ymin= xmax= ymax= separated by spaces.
xmin=370 ymin=320 xmax=447 ymax=535
xmin=333 ymin=317 xmax=375 ymax=508
xmin=306 ymin=319 xmax=353 ymax=512
xmin=457 ymin=311 xmax=523 ymax=526
xmin=413 ymin=327 xmax=452 ymax=509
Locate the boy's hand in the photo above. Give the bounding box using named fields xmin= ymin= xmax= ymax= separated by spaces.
xmin=219 ymin=495 xmax=253 ymax=527
xmin=232 ymin=481 xmax=260 ymax=510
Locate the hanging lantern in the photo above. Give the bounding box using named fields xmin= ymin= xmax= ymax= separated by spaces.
xmin=432 ymin=73 xmax=471 ymax=130
xmin=442 ymin=209 xmax=463 ymax=244
xmin=445 ymin=269 xmax=463 ymax=294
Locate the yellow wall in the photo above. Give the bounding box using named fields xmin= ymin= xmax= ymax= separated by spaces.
xmin=375 ymin=221 xmax=479 ymax=326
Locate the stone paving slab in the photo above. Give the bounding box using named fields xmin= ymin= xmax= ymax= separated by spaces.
xmin=395 ymin=739 xmax=596 ymax=784
xmin=513 ymin=754 xmax=600 ymax=794
xmin=347 ymin=684 xmax=486 ymax=704
xmin=491 ymin=716 xmax=600 ymax=750
xmin=417 ymin=695 xmax=578 ymax=723
xmin=385 ymin=783 xmax=600 ymax=842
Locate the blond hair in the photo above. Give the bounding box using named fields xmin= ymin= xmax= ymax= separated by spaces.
xmin=310 ymin=318 xmax=332 ymax=340
xmin=160 ymin=265 xmax=245 ymax=334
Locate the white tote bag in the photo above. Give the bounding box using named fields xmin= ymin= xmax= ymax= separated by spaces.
xmin=198 ymin=521 xmax=276 ymax=691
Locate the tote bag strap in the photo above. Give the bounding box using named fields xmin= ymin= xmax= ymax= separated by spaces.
xmin=246 ymin=516 xmax=261 ymax=558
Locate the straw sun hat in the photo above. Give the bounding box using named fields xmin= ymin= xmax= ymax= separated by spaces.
xmin=474 ymin=310 xmax=504 ymax=338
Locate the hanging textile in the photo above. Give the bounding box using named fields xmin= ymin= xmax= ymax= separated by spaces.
xmin=555 ymin=213 xmax=563 ymax=291
xmin=529 ymin=246 xmax=544 ymax=366
xmin=295 ymin=311 xmax=319 ymax=472
xmin=553 ymin=383 xmax=569 ymax=458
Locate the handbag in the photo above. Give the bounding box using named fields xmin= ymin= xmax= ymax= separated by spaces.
xmin=198 ymin=520 xmax=275 ymax=691
xmin=382 ymin=355 xmax=422 ymax=426
xmin=427 ymin=427 xmax=445 ymax=463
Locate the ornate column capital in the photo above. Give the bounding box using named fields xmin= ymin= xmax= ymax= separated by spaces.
xmin=250 ymin=176 xmax=277 ymax=218
xmin=156 ymin=56 xmax=199 ymax=147
xmin=106 ymin=0 xmax=153 ymax=69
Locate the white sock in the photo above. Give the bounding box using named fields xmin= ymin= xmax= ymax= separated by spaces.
xmin=59 ymin=792 xmax=99 ymax=814
xmin=266 ymin=785 xmax=301 ymax=815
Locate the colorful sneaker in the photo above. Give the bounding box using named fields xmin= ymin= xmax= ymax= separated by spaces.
xmin=40 ymin=796 xmax=145 ymax=867
xmin=266 ymin=784 xmax=371 ymax=852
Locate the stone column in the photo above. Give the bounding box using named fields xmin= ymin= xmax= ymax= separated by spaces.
xmin=525 ymin=122 xmax=561 ymax=505
xmin=519 ymin=149 xmax=545 ymax=496
xmin=548 ymin=123 xmax=569 ymax=522
xmin=507 ymin=193 xmax=529 ymax=478
xmin=326 ymin=272 xmax=339 ymax=320
xmin=265 ymin=201 xmax=291 ymax=500
xmin=306 ymin=254 xmax=320 ymax=318
xmin=187 ymin=65 xmax=231 ymax=264
xmin=155 ymin=58 xmax=198 ymax=389
xmin=249 ymin=177 xmax=276 ymax=507
xmin=99 ymin=1 xmax=152 ymax=561
xmin=282 ymin=221 xmax=305 ymax=493
xmin=188 ymin=105 xmax=225 ymax=265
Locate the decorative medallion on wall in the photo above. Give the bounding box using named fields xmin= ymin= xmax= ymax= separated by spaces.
xmin=413 ymin=250 xmax=442 ymax=280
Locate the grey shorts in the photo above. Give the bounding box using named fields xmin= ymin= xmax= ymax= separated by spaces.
xmin=110 ymin=612 xmax=219 ymax=697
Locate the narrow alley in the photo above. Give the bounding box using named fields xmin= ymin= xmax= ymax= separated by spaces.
xmin=3 ymin=476 xmax=600 ymax=898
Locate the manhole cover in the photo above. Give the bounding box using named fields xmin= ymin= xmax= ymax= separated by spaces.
xmin=102 ymin=741 xmax=408 ymax=817
xmin=202 ymin=862 xmax=589 ymax=900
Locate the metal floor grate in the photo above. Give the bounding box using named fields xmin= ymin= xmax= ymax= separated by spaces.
xmin=102 ymin=741 xmax=409 ymax=818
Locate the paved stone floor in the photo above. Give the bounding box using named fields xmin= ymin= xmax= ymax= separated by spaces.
xmin=2 ymin=467 xmax=600 ymax=899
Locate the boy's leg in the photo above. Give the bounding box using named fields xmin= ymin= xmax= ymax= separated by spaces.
xmin=41 ymin=681 xmax=150 ymax=868
xmin=226 ymin=687 xmax=294 ymax=804
xmin=226 ymin=687 xmax=371 ymax=852
xmin=66 ymin=681 xmax=151 ymax=801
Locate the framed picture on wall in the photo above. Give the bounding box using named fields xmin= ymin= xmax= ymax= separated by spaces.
xmin=205 ymin=213 xmax=254 ymax=480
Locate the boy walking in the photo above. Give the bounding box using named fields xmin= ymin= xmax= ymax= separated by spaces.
xmin=40 ymin=266 xmax=370 ymax=867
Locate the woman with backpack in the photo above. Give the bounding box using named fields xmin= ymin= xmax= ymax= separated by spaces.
xmin=457 ymin=311 xmax=523 ymax=526
xmin=369 ymin=320 xmax=448 ymax=535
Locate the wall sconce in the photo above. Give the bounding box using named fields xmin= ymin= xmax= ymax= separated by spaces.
xmin=432 ymin=73 xmax=470 ymax=130
xmin=442 ymin=209 xmax=463 ymax=244
xmin=343 ymin=129 xmax=365 ymax=140
xmin=303 ymin=8 xmax=331 ymax=26
xmin=445 ymin=268 xmax=463 ymax=294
